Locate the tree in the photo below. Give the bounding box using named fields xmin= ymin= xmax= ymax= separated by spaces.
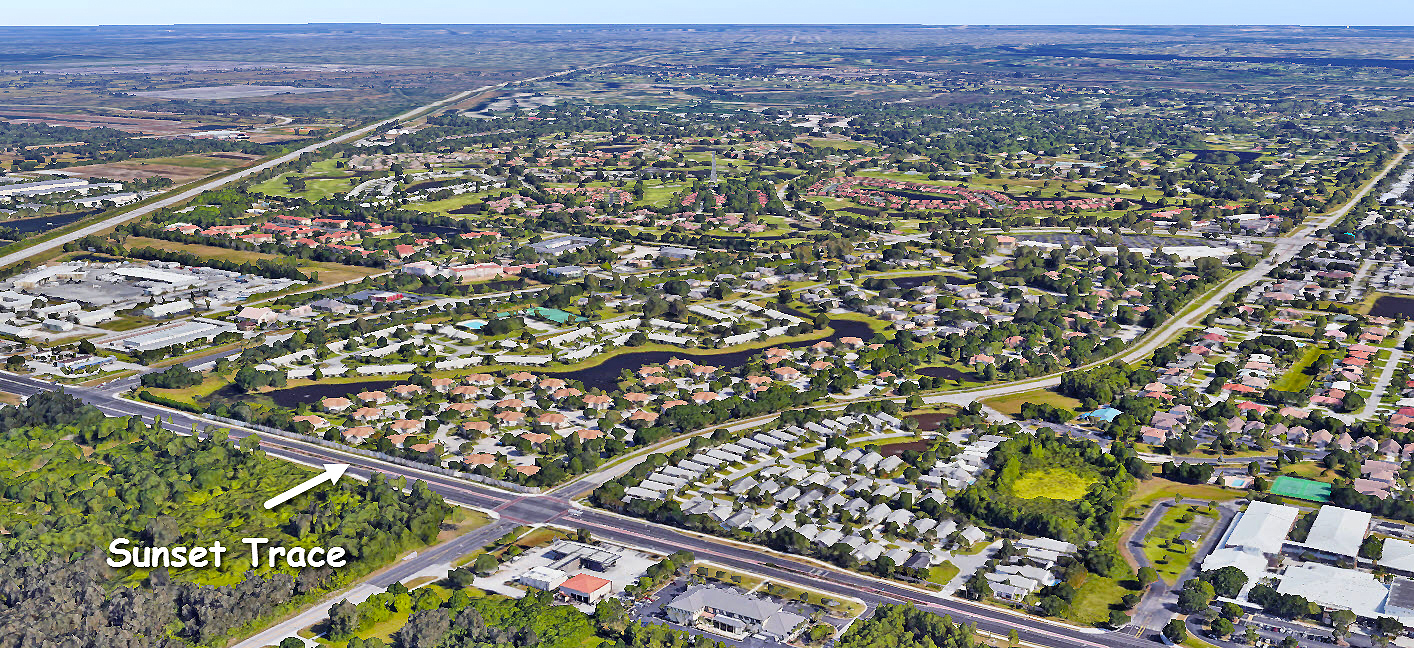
xmin=472 ymin=553 xmax=498 ymax=576
xmin=1177 ymin=579 xmax=1215 ymax=613
xmin=1331 ymin=609 xmax=1357 ymax=645
xmin=1163 ymin=619 xmax=1187 ymax=643
xmin=1204 ymin=566 xmax=1248 ymax=598
xmin=1211 ymin=617 xmax=1235 ymax=638
xmin=1108 ymin=610 xmax=1131 ymax=629
xmin=280 ymin=639 xmax=305 ymax=648
xmin=1138 ymin=566 xmax=1158 ymax=587
xmin=328 ymin=600 xmax=360 ymax=640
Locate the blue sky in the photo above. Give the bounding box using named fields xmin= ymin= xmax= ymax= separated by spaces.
xmin=6 ymin=0 xmax=1410 ymax=26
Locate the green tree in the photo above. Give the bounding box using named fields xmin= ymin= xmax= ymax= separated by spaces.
xmin=472 ymin=553 xmax=499 ymax=576
xmin=1163 ymin=619 xmax=1187 ymax=643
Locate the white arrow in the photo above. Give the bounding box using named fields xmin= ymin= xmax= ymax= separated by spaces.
xmin=263 ymin=464 xmax=349 ymax=510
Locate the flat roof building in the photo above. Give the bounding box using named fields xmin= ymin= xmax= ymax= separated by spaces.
xmin=1224 ymin=501 xmax=1300 ymax=556
xmin=1276 ymin=562 xmax=1388 ymax=619
xmin=530 ymin=236 xmax=598 ymax=256
xmin=1289 ymin=506 xmax=1372 ymax=560
xmin=519 ymin=566 xmax=569 ymax=591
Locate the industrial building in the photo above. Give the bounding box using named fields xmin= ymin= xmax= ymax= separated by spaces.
xmin=118 ymin=319 xmax=235 ymax=352
xmin=557 ymin=573 xmax=612 ymax=604
xmin=529 ymin=235 xmax=598 ymax=256
xmin=519 ymin=566 xmax=569 ymax=591
xmin=542 ymin=540 xmax=622 ymax=572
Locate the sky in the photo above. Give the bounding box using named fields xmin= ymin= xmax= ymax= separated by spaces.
xmin=5 ymin=0 xmax=1412 ymax=27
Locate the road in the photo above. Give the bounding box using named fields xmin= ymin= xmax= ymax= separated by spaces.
xmin=924 ymin=136 xmax=1410 ymax=408
xmin=0 ymin=371 xmax=1153 ymax=648
xmin=0 ymin=57 xmax=648 ymax=272
xmin=2 ymin=122 xmax=1404 ymax=648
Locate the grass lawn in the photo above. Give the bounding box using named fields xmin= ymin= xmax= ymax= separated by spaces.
xmin=698 ymin=565 xmax=765 ymax=591
xmin=1012 ymin=467 xmax=1096 ymax=500
xmin=252 ymin=174 xmax=359 ymax=202
xmin=145 ymin=372 xmax=231 ymax=406
xmin=982 ymin=389 xmax=1081 ymax=417
xmin=759 ymin=581 xmax=866 ymax=618
xmin=1122 ymin=478 xmax=1237 ymax=519
xmin=1066 ymin=574 xmax=1132 ymax=626
xmin=926 ymin=561 xmax=960 ymax=587
xmin=1272 ymin=346 xmax=1329 ymax=392
xmin=140 ymin=155 xmax=244 ymax=170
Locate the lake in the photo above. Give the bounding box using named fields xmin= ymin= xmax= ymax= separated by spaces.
xmin=879 ymin=439 xmax=929 ymax=456
xmin=269 ymin=379 xmax=400 ymax=408
xmin=264 ymin=316 xmax=875 ymax=401
xmin=1369 ymin=296 xmax=1414 ymax=318
xmin=1 ymin=210 xmax=91 ymax=234
xmin=916 ymin=366 xmax=976 ymax=382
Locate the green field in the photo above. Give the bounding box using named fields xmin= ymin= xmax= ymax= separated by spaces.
xmin=1270 ymin=476 xmax=1332 ymax=502
xmin=1012 ymin=467 xmax=1097 ymax=501
xmin=1272 ymin=346 xmax=1328 ymax=392
xmin=982 ymin=389 xmax=1082 ymax=417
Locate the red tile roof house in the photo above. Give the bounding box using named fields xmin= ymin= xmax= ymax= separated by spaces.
xmin=293 ymin=415 xmax=330 ymax=430
xmin=342 ymin=426 xmax=376 ymax=444
xmin=321 ymin=397 xmax=353 ymax=412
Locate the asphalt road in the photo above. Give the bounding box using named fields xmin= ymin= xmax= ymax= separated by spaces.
xmin=0 ymin=371 xmax=1161 ymax=648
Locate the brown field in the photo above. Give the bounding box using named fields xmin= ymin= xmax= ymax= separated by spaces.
xmin=60 ymin=155 xmax=253 ymax=182
xmin=0 ymin=111 xmax=208 ymax=136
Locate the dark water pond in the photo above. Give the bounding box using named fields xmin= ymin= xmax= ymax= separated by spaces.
xmin=873 ymin=274 xmax=968 ymax=291
xmin=2 ymin=211 xmax=90 ymax=234
xmin=908 ymin=412 xmax=952 ymax=432
xmin=916 ymin=366 xmax=976 ymax=382
xmin=1370 ymin=296 xmax=1414 ymax=318
xmin=883 ymin=189 xmax=960 ymax=202
xmin=265 ymin=316 xmax=875 ymax=401
xmin=269 ymin=379 xmax=400 ymax=408
xmin=546 ymin=316 xmax=874 ymax=391
xmin=1183 ymin=149 xmax=1263 ymax=165
xmin=879 ymin=440 xmax=929 ymax=456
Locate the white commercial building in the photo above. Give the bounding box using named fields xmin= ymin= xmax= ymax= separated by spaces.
xmin=1276 ymin=563 xmax=1388 ymax=619
xmin=1287 ymin=506 xmax=1372 ymax=560
xmin=1223 ymin=501 xmax=1300 ymax=556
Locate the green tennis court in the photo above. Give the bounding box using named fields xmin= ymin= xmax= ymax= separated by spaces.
xmin=1270 ymin=476 xmax=1331 ymax=502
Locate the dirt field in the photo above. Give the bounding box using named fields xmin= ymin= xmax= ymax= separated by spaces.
xmin=0 ymin=111 xmax=207 ymax=136
xmin=60 ymin=154 xmax=256 ymax=182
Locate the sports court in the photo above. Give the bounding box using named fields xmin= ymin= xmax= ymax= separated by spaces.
xmin=1269 ymin=476 xmax=1331 ymax=502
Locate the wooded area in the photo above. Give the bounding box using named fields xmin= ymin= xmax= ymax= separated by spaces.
xmin=0 ymin=391 xmax=454 ymax=647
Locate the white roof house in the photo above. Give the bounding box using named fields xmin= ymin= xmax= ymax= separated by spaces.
xmin=1223 ymin=501 xmax=1301 ymax=555
xmin=1295 ymin=506 xmax=1372 ymax=559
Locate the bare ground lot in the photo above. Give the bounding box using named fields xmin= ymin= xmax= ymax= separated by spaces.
xmin=134 ymin=85 xmax=348 ymax=100
xmin=0 ymin=111 xmax=211 ymax=136
xmin=58 ymin=154 xmax=260 ymax=182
